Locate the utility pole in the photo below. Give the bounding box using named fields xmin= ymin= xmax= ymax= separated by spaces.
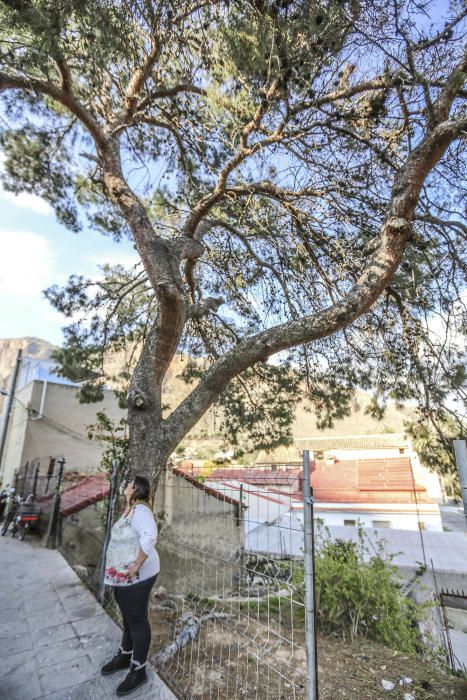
xmin=0 ymin=349 xmax=23 ymax=480
xmin=453 ymin=440 xmax=467 ymax=527
xmin=302 ymin=449 xmax=318 ymax=700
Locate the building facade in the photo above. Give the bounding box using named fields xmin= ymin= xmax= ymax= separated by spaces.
xmin=0 ymin=357 xmax=124 ymax=487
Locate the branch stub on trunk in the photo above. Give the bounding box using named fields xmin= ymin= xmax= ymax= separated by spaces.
xmin=129 ymin=391 xmax=147 ymax=410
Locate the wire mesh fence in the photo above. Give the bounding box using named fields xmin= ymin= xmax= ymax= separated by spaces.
xmin=8 ymin=453 xmax=467 ymax=697
xmin=54 ymin=461 xmax=312 ymax=699
xmin=145 ymin=466 xmax=309 ymax=699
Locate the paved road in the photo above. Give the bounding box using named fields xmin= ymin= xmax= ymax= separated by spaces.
xmin=0 ymin=536 xmax=175 ymax=699
xmin=439 ymin=505 xmax=467 ymax=532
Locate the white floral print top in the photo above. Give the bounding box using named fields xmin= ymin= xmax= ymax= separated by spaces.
xmin=104 ymin=503 xmax=159 ymax=586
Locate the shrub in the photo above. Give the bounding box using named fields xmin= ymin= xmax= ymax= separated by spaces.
xmin=295 ymin=524 xmax=427 ymax=653
xmin=315 ymin=528 xmax=424 ymax=652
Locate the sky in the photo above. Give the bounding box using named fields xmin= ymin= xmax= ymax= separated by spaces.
xmin=0 ymin=187 xmax=138 ymax=346
xmin=0 ymin=0 xmax=460 ymax=349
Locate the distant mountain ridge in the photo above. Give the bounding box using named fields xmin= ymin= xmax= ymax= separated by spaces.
xmin=0 ymin=337 xmax=57 ymax=410
xmin=0 ymin=337 xmax=413 ymax=441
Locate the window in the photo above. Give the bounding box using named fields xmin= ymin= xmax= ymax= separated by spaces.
xmin=372 ymin=520 xmax=391 ymax=528
xmin=344 ymin=519 xmax=356 ymax=526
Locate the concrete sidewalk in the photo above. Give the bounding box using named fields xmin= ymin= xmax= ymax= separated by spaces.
xmin=0 ymin=536 xmax=176 ymax=699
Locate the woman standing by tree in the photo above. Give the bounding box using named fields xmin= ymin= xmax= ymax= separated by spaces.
xmin=101 ymin=475 xmax=159 ymax=696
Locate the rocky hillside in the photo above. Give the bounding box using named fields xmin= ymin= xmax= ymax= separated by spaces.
xmin=0 ymin=337 xmax=413 ymax=443
xmin=0 ymin=336 xmax=57 ymax=411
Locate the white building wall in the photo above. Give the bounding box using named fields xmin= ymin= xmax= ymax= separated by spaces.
xmin=409 ymin=450 xmax=443 ymax=501
xmin=310 ymin=503 xmax=443 ymax=531
xmin=0 ymin=379 xmax=126 ymax=484
xmin=0 ymin=382 xmax=34 ymax=486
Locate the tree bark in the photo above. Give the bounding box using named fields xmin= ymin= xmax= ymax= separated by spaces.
xmin=125 ymin=320 xmax=178 ymax=482
xmin=1 ymin=41 xmax=464 ymax=491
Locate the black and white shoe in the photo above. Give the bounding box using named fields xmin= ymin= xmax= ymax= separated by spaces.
xmin=101 ymin=647 xmax=132 ymax=676
xmin=116 ymin=660 xmax=148 ymax=696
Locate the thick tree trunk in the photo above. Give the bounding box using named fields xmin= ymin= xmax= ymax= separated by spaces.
xmin=124 ymin=319 xmax=180 ymax=486
xmin=114 ymin=55 xmax=467 ymax=491
xmin=125 ymin=405 xmax=172 ymax=484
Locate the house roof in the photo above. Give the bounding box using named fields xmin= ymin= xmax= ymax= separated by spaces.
xmin=205 ymin=479 xmax=293 ymax=535
xmin=209 ymin=457 xmax=432 ymax=505
xmin=209 ymin=468 xmax=301 ymax=486
xmin=41 ymin=467 xmax=243 ymax=519
xmin=311 ymin=457 xmax=430 ymax=503
xmin=294 ymin=433 xmax=408 ymax=451
xmin=172 ymin=468 xmax=242 ymax=507
xmin=38 ymin=473 xmax=110 ymax=517
xmin=255 ymin=445 xmax=302 ymax=466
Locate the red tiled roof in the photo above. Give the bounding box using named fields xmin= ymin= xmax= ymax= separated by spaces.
xmin=309 ymin=457 xmax=430 ymax=503
xmin=172 ymin=468 xmax=242 ymax=507
xmin=208 ymin=458 xmax=432 ymax=504
xmin=209 ymin=468 xmax=301 ymax=485
xmin=38 ymin=474 xmax=110 ymax=517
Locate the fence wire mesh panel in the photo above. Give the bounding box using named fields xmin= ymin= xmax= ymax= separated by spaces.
xmin=55 ymin=464 xmax=313 ymax=699
xmin=151 ymin=466 xmax=309 ymax=700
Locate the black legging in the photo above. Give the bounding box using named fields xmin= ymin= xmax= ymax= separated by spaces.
xmin=113 ymin=574 xmax=157 ymax=665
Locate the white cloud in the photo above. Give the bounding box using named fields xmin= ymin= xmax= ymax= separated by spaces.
xmin=83 ymin=249 xmax=141 ymax=284
xmin=1 ymin=191 xmax=52 ymax=216
xmin=0 ymin=230 xmax=59 ymax=299
xmin=86 ymin=248 xmax=140 ymax=271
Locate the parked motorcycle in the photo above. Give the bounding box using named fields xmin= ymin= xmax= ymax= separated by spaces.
xmin=16 ymin=494 xmax=41 ymax=541
xmin=1 ymin=492 xmax=20 ymax=536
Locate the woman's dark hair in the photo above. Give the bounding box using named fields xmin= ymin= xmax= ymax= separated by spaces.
xmin=130 ymin=474 xmax=153 ymax=509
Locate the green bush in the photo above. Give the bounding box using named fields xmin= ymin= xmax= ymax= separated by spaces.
xmin=295 ymin=524 xmax=427 ymax=654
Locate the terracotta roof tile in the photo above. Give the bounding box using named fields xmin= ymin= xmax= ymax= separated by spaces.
xmin=39 ymin=474 xmax=110 ymax=517
xmin=209 ymin=468 xmax=301 ymax=485
xmin=208 ymin=457 xmax=432 ymax=505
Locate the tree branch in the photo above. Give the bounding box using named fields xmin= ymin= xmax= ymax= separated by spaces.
xmin=181 ymin=78 xmax=282 ymax=237
xmin=124 ymin=37 xmax=161 ymax=119
xmin=164 ymin=54 xmax=467 ymax=442
xmin=0 ymin=70 xmax=106 ymax=148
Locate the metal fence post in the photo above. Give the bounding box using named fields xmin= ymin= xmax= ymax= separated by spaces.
xmin=46 ymin=458 xmax=65 ymax=548
xmin=453 ymin=440 xmax=467 ymax=527
xmin=22 ymin=461 xmax=29 ymax=497
xmin=98 ymin=458 xmax=120 ymax=604
xmin=302 ymin=449 xmax=318 ymax=700
xmin=46 ymin=457 xmax=55 ymax=493
xmin=32 ymin=462 xmax=40 ymax=498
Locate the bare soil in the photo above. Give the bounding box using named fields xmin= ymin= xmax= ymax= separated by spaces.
xmin=149 ymin=602 xmax=467 ymax=700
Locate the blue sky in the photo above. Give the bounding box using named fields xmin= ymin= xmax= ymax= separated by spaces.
xmin=0 ymin=186 xmax=138 ymax=346
xmin=0 ymin=0 xmax=459 ymax=348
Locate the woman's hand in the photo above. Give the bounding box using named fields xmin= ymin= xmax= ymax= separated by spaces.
xmin=125 ymin=562 xmax=140 ymax=580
